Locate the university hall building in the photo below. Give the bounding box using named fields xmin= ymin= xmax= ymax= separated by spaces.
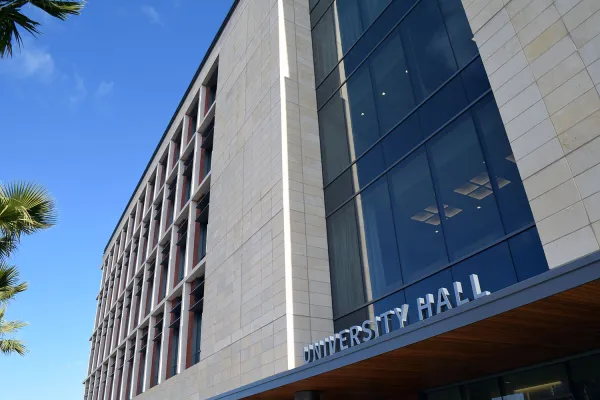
xmin=84 ymin=0 xmax=600 ymax=399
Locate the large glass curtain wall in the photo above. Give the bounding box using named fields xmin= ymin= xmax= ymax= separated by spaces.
xmin=310 ymin=0 xmax=549 ymax=329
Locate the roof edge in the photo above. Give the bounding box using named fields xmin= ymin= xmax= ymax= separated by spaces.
xmin=103 ymin=0 xmax=241 ymax=254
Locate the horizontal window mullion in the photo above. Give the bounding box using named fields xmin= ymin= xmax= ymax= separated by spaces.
xmin=322 ymin=53 xmax=481 ymax=192
xmin=325 ymin=86 xmax=492 ymax=220
xmin=315 ymin=0 xmax=423 ymax=104
xmin=332 ymin=223 xmax=535 ymax=321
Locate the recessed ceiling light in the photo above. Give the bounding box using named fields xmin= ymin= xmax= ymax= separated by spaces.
xmin=405 ymin=70 xmax=408 ymax=73
xmin=361 ymin=112 xmax=365 ymax=116
xmin=435 ymin=230 xmax=439 ymax=233
xmin=477 ymin=206 xmax=482 ymax=209
xmin=382 ymin=92 xmax=386 ymax=96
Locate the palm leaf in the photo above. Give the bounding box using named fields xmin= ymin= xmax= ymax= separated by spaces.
xmin=29 ymin=0 xmax=83 ymax=20
xmin=0 ymin=262 xmax=28 ymax=303
xmin=0 ymin=1 xmax=39 ymax=57
xmin=0 ymin=339 xmax=28 ymax=355
xmin=0 ymin=0 xmax=84 ymax=58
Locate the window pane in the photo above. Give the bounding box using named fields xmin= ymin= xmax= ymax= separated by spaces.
xmin=466 ymin=378 xmax=504 ymax=400
xmin=387 ymin=149 xmax=449 ymax=283
xmin=451 ymin=241 xmax=518 ymax=297
xmin=355 ymin=144 xmax=386 ymax=187
xmin=381 ymin=113 xmax=424 ymax=169
xmin=428 ymin=387 xmax=463 ymax=400
xmin=346 ymin=65 xmax=380 ymax=156
xmin=427 ymin=112 xmax=505 ymax=260
xmin=337 ymin=0 xmax=391 ymax=54
xmin=460 ymin=58 xmax=491 ymax=102
xmin=404 ymin=269 xmax=453 ymax=324
xmin=325 ymin=168 xmax=355 ymax=214
xmin=373 ymin=290 xmax=406 ymax=331
xmin=569 ymin=354 xmax=600 ymax=400
xmin=369 ymin=30 xmax=415 ymax=134
xmin=312 ymin=7 xmax=339 ymax=84
xmin=343 ymin=0 xmax=418 ymax=76
xmin=327 ymin=201 xmax=366 ymax=316
xmin=508 ymin=228 xmax=548 ymax=281
xmin=437 ymin=0 xmax=478 ymax=68
xmin=472 ymin=94 xmax=534 ymax=233
xmin=418 ymin=75 xmax=468 ymax=136
xmin=503 ymin=364 xmax=571 ymax=399
xmin=357 ymin=177 xmax=403 ymax=298
xmin=400 ymin=0 xmax=458 ymax=101
xmin=319 ymin=93 xmax=351 ymax=184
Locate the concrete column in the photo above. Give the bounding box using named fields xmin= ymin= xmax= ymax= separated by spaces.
xmin=462 ymin=0 xmax=600 ymax=268
xmin=178 ymin=280 xmax=191 ymax=372
xmin=158 ymin=302 xmax=170 ymax=384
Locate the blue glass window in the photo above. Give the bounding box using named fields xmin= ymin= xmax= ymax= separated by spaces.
xmin=427 ymin=112 xmax=505 ymax=260
xmin=404 ymin=269 xmax=453 ymax=324
xmin=508 ymin=227 xmax=548 ymax=281
xmin=358 ymin=178 xmax=403 ymax=298
xmin=387 ymin=149 xmax=449 ymax=283
xmin=451 ymin=241 xmax=518 ymax=297
xmin=472 ymin=94 xmax=535 ymax=233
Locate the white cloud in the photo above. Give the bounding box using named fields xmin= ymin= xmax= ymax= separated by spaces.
xmin=69 ymin=74 xmax=87 ymax=104
xmin=0 ymin=43 xmax=55 ymax=81
xmin=96 ymin=80 xmax=114 ymax=97
xmin=141 ymin=5 xmax=163 ymax=25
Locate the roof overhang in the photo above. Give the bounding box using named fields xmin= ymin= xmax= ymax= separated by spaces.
xmin=211 ymin=251 xmax=600 ymax=399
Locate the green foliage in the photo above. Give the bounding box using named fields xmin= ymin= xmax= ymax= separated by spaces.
xmin=0 ymin=0 xmax=84 ymax=57
xmin=0 ymin=181 xmax=56 ymax=356
xmin=0 ymin=181 xmax=57 ymax=259
xmin=0 ymin=263 xmax=28 ymax=355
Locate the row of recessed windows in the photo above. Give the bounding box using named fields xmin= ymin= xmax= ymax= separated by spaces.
xmin=87 ymin=64 xmax=217 ymax=400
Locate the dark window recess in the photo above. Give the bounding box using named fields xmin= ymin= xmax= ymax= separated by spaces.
xmin=168 ymin=298 xmax=182 ymax=378
xmin=159 ymin=245 xmax=169 ymax=301
xmin=145 ymin=269 xmax=154 ymax=316
xmin=201 ymin=123 xmax=213 ymax=178
xmin=126 ymin=343 xmax=135 ymax=400
xmin=141 ymin=221 xmax=149 ymax=264
xmin=133 ymin=279 xmax=143 ymax=329
xmin=182 ymin=155 xmax=193 ymax=206
xmin=166 ymin=181 xmax=176 ymax=229
xmin=188 ymin=109 xmax=198 ymax=143
xmin=204 ymin=66 xmax=218 ymax=114
xmin=153 ymin=203 xmax=161 ymax=248
xmin=171 ymin=138 xmax=180 ymax=169
xmin=137 ymin=330 xmax=148 ymax=395
xmin=195 ymin=194 xmax=209 ymax=264
xmin=159 ymin=161 xmax=166 ymax=188
xmin=189 ymin=278 xmax=205 ymax=366
xmin=151 ymin=317 xmax=163 ymax=387
xmin=176 ymin=223 xmax=187 ymax=284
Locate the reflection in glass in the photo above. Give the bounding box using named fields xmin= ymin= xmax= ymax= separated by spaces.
xmin=569 ymin=354 xmax=600 ymax=400
xmin=427 ymin=112 xmax=504 ymax=260
xmin=404 ymin=269 xmax=453 ymax=323
xmin=387 ymin=149 xmax=449 ymax=284
xmin=319 ymin=93 xmax=351 ymax=184
xmin=472 ymin=95 xmax=534 ymax=233
xmin=428 ymin=386 xmax=463 ymax=400
xmin=358 ymin=178 xmax=403 ymax=298
xmin=400 ymin=0 xmax=457 ymax=101
xmin=508 ymin=228 xmax=548 ymax=281
xmin=327 ymin=201 xmax=366 ymax=317
xmin=451 ymin=241 xmax=517 ymax=298
xmin=503 ymin=364 xmax=571 ymax=400
xmin=467 ymin=378 xmax=504 ymax=400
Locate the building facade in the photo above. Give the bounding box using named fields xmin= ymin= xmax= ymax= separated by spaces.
xmin=85 ymin=0 xmax=600 ymax=399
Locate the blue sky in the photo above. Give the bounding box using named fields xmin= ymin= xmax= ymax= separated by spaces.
xmin=0 ymin=1 xmax=232 ymax=398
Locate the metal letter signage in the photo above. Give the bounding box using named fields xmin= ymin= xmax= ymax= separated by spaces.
xmin=303 ymin=274 xmax=490 ymax=364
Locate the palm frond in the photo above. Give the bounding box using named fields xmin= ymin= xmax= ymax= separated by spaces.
xmin=0 ymin=339 xmax=28 ymax=355
xmin=0 ymin=1 xmax=39 ymax=58
xmin=0 ymin=263 xmax=28 ymax=303
xmin=0 ymin=318 xmax=28 ymax=335
xmin=0 ymin=182 xmax=57 ymax=230
xmin=29 ymin=0 xmax=84 ymax=20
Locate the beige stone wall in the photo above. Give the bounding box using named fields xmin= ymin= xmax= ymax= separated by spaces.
xmin=133 ymin=0 xmax=332 ymax=399
xmin=464 ymin=0 xmax=600 ymax=268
